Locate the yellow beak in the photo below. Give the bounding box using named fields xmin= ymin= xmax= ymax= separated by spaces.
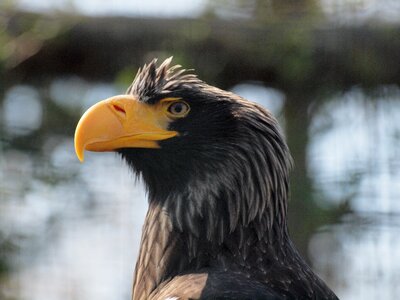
xmin=74 ymin=95 xmax=178 ymax=162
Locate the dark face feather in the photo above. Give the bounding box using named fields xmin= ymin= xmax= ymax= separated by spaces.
xmin=119 ymin=58 xmax=293 ymax=243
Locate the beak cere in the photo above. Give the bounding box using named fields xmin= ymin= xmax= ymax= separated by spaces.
xmin=74 ymin=95 xmax=178 ymax=162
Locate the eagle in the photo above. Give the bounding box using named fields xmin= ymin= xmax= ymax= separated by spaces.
xmin=74 ymin=58 xmax=338 ymax=300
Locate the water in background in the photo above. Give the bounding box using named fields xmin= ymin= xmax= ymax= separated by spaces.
xmin=1 ymin=78 xmax=399 ymax=300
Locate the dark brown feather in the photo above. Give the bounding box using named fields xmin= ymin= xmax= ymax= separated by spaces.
xmin=120 ymin=59 xmax=339 ymax=300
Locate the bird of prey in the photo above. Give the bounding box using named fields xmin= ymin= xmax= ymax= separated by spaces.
xmin=74 ymin=58 xmax=339 ymax=300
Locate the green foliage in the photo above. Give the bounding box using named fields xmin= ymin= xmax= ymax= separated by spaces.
xmin=0 ymin=5 xmax=77 ymax=71
xmin=208 ymin=0 xmax=322 ymax=23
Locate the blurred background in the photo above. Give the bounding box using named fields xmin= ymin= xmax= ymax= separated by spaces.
xmin=1 ymin=0 xmax=400 ymax=299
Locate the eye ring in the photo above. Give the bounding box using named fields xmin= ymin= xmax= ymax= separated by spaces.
xmin=166 ymin=101 xmax=190 ymax=118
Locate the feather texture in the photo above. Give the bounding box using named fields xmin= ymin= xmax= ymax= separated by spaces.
xmin=118 ymin=59 xmax=338 ymax=300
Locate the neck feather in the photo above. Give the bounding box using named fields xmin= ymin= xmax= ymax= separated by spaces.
xmin=132 ymin=169 xmax=293 ymax=300
xmin=132 ymin=203 xmax=175 ymax=300
xmin=131 ymin=103 xmax=295 ymax=299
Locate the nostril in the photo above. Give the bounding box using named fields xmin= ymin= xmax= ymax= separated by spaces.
xmin=113 ymin=104 xmax=126 ymax=115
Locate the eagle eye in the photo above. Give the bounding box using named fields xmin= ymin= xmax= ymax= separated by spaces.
xmin=166 ymin=101 xmax=190 ymax=118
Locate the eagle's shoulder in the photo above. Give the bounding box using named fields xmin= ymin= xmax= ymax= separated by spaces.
xmin=149 ymin=273 xmax=207 ymax=300
xmin=150 ymin=271 xmax=282 ymax=300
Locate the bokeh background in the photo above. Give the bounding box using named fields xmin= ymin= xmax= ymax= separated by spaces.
xmin=1 ymin=1 xmax=400 ymax=299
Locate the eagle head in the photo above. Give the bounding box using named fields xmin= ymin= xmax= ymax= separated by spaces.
xmin=75 ymin=57 xmax=291 ymax=235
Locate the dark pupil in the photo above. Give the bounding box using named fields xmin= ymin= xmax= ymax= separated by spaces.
xmin=172 ymin=103 xmax=183 ymax=114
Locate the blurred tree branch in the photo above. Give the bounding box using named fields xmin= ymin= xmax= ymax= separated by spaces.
xmin=0 ymin=4 xmax=78 ymax=70
xmin=2 ymin=12 xmax=399 ymax=91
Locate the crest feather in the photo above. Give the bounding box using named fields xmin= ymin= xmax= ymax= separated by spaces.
xmin=127 ymin=57 xmax=202 ymax=102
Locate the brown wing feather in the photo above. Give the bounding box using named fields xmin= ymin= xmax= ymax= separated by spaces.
xmin=149 ymin=273 xmax=208 ymax=300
